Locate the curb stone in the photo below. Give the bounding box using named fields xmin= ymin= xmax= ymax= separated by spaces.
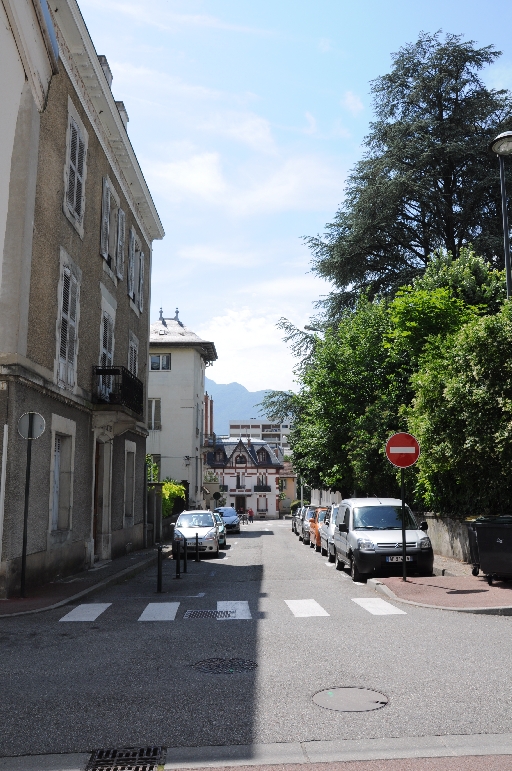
xmin=0 ymin=554 xmax=158 ymax=619
xmin=367 ymin=577 xmax=512 ymax=615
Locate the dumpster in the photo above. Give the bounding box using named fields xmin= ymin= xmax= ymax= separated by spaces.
xmin=466 ymin=522 xmax=480 ymax=576
xmin=474 ymin=516 xmax=512 ymax=585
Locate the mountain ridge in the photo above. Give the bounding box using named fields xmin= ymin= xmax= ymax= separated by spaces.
xmin=205 ymin=377 xmax=270 ymax=435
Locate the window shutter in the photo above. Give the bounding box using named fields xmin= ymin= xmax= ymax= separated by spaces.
xmin=148 ymin=399 xmax=153 ymax=430
xmin=154 ymin=398 xmax=161 ymax=429
xmin=66 ymin=119 xmax=86 ymax=221
xmin=116 ymin=208 xmax=125 ymax=279
xmin=128 ymin=341 xmax=138 ymax=376
xmin=127 ymin=228 xmax=135 ymax=299
xmin=66 ymin=275 xmax=78 ymax=388
xmin=52 ymin=435 xmax=61 ymax=530
xmin=101 ymin=311 xmax=114 ymax=367
xmin=100 ymin=178 xmax=111 ymax=260
xmin=138 ymin=251 xmax=144 ymax=312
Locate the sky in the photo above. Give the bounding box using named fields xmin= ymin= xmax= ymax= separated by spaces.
xmin=79 ymin=0 xmax=512 ymax=391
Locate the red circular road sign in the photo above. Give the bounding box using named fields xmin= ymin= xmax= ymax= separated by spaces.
xmin=386 ymin=432 xmax=420 ymax=468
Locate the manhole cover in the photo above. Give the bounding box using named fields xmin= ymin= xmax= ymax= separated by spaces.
xmin=193 ymin=657 xmax=258 ymax=674
xmin=313 ymin=688 xmax=388 ymax=712
xmin=184 ymin=609 xmax=235 ymax=619
xmin=87 ymin=746 xmax=166 ymax=770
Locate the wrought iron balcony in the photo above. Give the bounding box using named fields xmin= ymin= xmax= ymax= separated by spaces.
xmin=92 ymin=366 xmax=144 ymax=416
xmin=254 ymin=485 xmax=272 ymax=492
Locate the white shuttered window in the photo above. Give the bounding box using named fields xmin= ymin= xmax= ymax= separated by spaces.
xmin=58 ymin=267 xmax=79 ymax=390
xmin=66 ymin=118 xmax=86 ymax=221
xmin=101 ymin=312 xmax=114 ymax=368
xmin=116 ymin=208 xmax=125 ymax=279
xmin=148 ymin=399 xmax=162 ymax=430
xmin=138 ymin=251 xmax=145 ymax=312
xmin=127 ymin=228 xmax=135 ymax=299
xmin=128 ymin=340 xmax=138 ymax=376
xmin=100 ymin=177 xmax=111 ymax=261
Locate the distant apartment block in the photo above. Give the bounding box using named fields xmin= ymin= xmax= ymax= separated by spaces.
xmin=228 ymin=420 xmax=290 ymax=450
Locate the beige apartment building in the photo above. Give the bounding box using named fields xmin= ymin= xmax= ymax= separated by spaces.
xmin=0 ymin=0 xmax=164 ymax=596
xmin=147 ymin=310 xmax=217 ymax=509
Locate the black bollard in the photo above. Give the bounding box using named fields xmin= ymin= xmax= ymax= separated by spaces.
xmin=195 ymin=533 xmax=200 ymax=562
xmin=174 ymin=537 xmax=181 ymax=579
xmin=157 ymin=544 xmax=163 ymax=593
xmin=183 ymin=538 xmax=188 ymax=573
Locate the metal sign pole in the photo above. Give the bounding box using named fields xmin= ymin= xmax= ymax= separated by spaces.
xmin=20 ymin=412 xmax=34 ymax=598
xmin=401 ymin=467 xmax=407 ymax=582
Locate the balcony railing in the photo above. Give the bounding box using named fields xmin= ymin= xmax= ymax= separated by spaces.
xmin=92 ymin=366 xmax=144 ymax=416
xmin=254 ymin=485 xmax=272 ymax=492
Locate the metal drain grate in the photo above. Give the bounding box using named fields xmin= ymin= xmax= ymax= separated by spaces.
xmin=184 ymin=609 xmax=235 ymax=619
xmin=87 ymin=746 xmax=166 ymax=771
xmin=193 ymin=657 xmax=258 ymax=674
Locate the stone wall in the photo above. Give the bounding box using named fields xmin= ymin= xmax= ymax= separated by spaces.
xmin=419 ymin=513 xmax=471 ymax=563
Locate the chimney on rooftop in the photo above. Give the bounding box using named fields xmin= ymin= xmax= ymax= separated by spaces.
xmin=98 ymin=55 xmax=113 ymax=88
xmin=115 ymin=101 xmax=129 ymax=130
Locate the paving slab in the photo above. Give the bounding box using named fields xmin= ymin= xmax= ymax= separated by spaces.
xmin=369 ymin=574 xmax=512 ymax=613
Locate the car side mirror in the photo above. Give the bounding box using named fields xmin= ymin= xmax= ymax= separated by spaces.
xmin=420 ymin=521 xmax=428 ymax=532
xmin=338 ymin=523 xmax=347 ymax=533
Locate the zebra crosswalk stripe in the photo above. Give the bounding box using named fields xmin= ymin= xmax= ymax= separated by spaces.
xmin=284 ymin=599 xmax=329 ymax=617
xmin=352 ymin=597 xmax=406 ymax=615
xmin=59 ymin=603 xmax=111 ymax=622
xmin=217 ymin=601 xmax=252 ymax=620
xmin=138 ymin=602 xmax=180 ymax=621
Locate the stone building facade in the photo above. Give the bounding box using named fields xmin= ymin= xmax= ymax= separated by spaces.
xmin=0 ymin=0 xmax=164 ymax=596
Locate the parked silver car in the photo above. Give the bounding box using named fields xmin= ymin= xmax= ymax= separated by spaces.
xmin=173 ymin=510 xmax=219 ymax=558
xmin=332 ymin=497 xmax=433 ymax=582
xmin=299 ymin=505 xmax=316 ymax=544
xmin=320 ymin=504 xmax=338 ymax=562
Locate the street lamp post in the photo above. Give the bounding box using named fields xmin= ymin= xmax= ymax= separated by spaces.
xmin=490 ymin=131 xmax=512 ymax=300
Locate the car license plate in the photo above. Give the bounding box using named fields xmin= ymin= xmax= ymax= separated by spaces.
xmin=386 ymin=556 xmax=412 ymax=562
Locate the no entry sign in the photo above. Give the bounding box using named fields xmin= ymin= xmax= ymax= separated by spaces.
xmin=386 ymin=432 xmax=420 ymax=468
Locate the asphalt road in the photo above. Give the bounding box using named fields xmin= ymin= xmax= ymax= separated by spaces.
xmin=1 ymin=522 xmax=512 ymax=759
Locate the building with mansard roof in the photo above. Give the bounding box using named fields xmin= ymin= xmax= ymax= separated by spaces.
xmin=204 ymin=437 xmax=284 ymax=519
xmin=147 ymin=309 xmax=217 ymax=509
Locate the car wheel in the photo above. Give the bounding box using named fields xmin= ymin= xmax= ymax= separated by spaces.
xmin=298 ymin=533 xmax=303 ymax=541
xmin=321 ymin=544 xmax=327 ymax=556
xmin=315 ymin=542 xmax=321 ymax=552
xmin=328 ymin=547 xmax=335 ymax=563
xmin=335 ymin=552 xmax=344 ymax=571
xmin=309 ymin=537 xmax=315 ymax=548
xmin=350 ymin=555 xmax=364 ymax=582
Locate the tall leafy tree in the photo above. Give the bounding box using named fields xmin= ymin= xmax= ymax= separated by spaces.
xmin=307 ymin=32 xmax=512 ymax=318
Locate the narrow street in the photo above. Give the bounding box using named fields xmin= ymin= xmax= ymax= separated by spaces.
xmin=1 ymin=523 xmax=512 ymax=766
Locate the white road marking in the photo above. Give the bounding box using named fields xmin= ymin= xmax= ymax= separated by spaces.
xmin=264 ymin=528 xmax=270 ymax=531
xmin=352 ymin=598 xmax=406 ymax=615
xmin=217 ymin=601 xmax=252 ymax=620
xmin=59 ymin=603 xmax=111 ymax=622
xmin=285 ymin=599 xmax=330 ymax=617
xmin=138 ymin=602 xmax=180 ymax=621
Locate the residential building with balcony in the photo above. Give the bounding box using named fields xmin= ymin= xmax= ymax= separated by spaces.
xmin=204 ymin=437 xmax=284 ymax=519
xmin=228 ymin=419 xmax=291 ymax=450
xmin=147 ymin=310 xmax=217 ymax=509
xmin=0 ymin=0 xmax=164 ymax=596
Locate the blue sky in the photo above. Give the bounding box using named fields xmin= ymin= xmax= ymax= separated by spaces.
xmin=79 ymin=0 xmax=512 ymax=391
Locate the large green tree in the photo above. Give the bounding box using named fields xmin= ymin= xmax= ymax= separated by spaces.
xmin=306 ymin=32 xmax=512 ymax=319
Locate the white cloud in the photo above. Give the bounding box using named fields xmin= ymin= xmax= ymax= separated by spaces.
xmin=196 ymin=308 xmax=299 ymax=391
xmin=81 ymin=0 xmax=273 ymax=36
xmin=303 ymin=112 xmax=317 ymax=135
xmin=319 ymin=38 xmax=332 ymax=53
xmin=341 ymin=90 xmax=364 ymax=115
xmin=111 ymin=62 xmax=226 ymax=102
xmin=199 ymin=111 xmax=277 ymax=154
xmin=147 ymin=152 xmax=343 ymax=215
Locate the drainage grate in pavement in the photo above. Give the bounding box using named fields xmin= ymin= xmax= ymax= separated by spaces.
xmin=87 ymin=746 xmax=166 ymax=771
xmin=313 ymin=687 xmax=388 ymax=712
xmin=184 ymin=609 xmax=235 ymax=619
xmin=193 ymin=657 xmax=258 ymax=674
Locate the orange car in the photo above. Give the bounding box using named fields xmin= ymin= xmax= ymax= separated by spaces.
xmin=309 ymin=508 xmax=328 ymax=552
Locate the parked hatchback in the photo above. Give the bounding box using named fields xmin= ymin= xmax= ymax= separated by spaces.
xmin=214 ymin=507 xmax=240 ymax=534
xmin=300 ymin=506 xmax=317 ymax=544
xmin=332 ymin=498 xmax=433 ymax=582
xmin=173 ymin=510 xmax=219 ymax=558
xmin=309 ymin=508 xmax=328 ymax=551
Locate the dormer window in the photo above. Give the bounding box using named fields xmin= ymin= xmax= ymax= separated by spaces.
xmin=235 ymin=454 xmax=246 ymax=464
xmin=215 ymin=450 xmax=224 ymax=463
xmin=257 ymin=449 xmax=268 ymax=463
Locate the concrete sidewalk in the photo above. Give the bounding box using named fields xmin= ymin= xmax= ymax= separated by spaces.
xmin=3 ymin=733 xmax=512 ymax=771
xmin=0 ymin=548 xmax=161 ymax=617
xmin=369 ymin=573 xmax=512 ymax=614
